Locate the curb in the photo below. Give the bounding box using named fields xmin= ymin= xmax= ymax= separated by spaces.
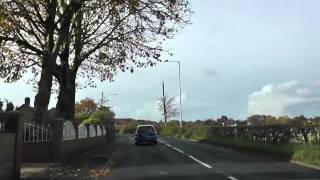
xmin=291 ymin=160 xmax=320 ymax=171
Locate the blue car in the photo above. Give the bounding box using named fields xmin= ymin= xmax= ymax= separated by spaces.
xmin=134 ymin=125 xmax=158 ymax=145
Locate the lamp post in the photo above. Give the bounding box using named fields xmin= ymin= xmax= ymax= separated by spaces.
xmin=164 ymin=60 xmax=183 ymax=128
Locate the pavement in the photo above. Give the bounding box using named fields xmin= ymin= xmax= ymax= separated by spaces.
xmin=20 ymin=139 xmax=124 ymax=180
xmin=21 ymin=135 xmax=320 ymax=180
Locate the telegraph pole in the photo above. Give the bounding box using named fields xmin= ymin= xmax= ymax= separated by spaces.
xmin=162 ymin=81 xmax=167 ymax=126
xmin=164 ymin=60 xmax=183 ymax=128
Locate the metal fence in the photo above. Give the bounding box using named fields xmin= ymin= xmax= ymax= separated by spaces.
xmin=23 ymin=123 xmax=51 ymax=142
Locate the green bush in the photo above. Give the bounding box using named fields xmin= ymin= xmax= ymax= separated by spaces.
xmin=75 ymin=112 xmax=89 ymax=123
xmin=81 ymin=109 xmax=115 ymax=125
xmin=117 ymin=120 xmax=138 ymax=134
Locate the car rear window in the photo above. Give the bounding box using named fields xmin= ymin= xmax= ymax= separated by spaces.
xmin=137 ymin=126 xmax=155 ymax=134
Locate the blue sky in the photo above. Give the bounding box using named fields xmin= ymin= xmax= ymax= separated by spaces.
xmin=1 ymin=0 xmax=320 ymax=121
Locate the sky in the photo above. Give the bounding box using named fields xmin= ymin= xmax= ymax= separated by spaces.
xmin=1 ymin=0 xmax=320 ymax=121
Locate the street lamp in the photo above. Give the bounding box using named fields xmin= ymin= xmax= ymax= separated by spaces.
xmin=164 ymin=60 xmax=183 ymax=128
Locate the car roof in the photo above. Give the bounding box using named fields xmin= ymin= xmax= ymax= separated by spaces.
xmin=137 ymin=125 xmax=155 ymax=128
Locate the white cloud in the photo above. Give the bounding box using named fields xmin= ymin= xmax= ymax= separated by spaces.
xmin=132 ymin=101 xmax=162 ymax=121
xmin=248 ymin=80 xmax=320 ymax=117
xmin=174 ymin=92 xmax=187 ymax=105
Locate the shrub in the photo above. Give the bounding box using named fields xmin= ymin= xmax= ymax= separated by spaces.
xmin=81 ymin=109 xmax=115 ymax=125
xmin=75 ymin=112 xmax=89 ymax=123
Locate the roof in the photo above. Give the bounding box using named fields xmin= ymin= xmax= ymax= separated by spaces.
xmin=137 ymin=124 xmax=155 ymax=128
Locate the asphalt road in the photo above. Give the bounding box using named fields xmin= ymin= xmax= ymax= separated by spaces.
xmin=104 ymin=135 xmax=320 ymax=180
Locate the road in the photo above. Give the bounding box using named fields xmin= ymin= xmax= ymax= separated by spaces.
xmin=104 ymin=135 xmax=320 ymax=180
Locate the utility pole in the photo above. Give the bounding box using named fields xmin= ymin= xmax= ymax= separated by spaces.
xmin=162 ymin=81 xmax=167 ymax=126
xmin=99 ymin=92 xmax=108 ymax=108
xmin=99 ymin=92 xmax=116 ymax=109
xmin=164 ymin=60 xmax=183 ymax=128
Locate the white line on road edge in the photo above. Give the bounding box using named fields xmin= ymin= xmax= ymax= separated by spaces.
xmin=172 ymin=147 xmax=185 ymax=154
xmin=188 ymin=155 xmax=212 ymax=169
xmin=228 ymin=176 xmax=238 ymax=180
xmin=189 ymin=139 xmax=198 ymax=142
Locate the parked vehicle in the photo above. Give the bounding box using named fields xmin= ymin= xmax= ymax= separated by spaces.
xmin=134 ymin=125 xmax=158 ymax=145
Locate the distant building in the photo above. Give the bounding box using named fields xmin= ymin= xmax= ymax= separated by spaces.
xmin=16 ymin=97 xmax=34 ymax=124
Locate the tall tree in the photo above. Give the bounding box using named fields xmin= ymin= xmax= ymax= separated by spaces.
xmin=158 ymin=81 xmax=179 ymax=125
xmin=53 ymin=0 xmax=192 ymax=120
xmin=0 ymin=0 xmax=192 ymax=121
xmin=0 ymin=0 xmax=83 ymax=123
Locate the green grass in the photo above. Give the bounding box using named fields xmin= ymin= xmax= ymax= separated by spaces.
xmin=160 ymin=125 xmax=320 ymax=167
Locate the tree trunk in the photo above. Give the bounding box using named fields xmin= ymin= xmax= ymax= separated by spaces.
xmin=55 ymin=68 xmax=76 ymax=120
xmin=34 ymin=68 xmax=53 ymax=124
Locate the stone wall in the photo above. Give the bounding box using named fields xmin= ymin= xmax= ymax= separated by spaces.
xmin=0 ymin=113 xmax=23 ymax=180
xmin=207 ymin=125 xmax=320 ymax=143
xmin=0 ymin=133 xmax=16 ymax=179
xmin=22 ymin=118 xmax=109 ymax=162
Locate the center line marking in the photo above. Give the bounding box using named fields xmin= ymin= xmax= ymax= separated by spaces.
xmin=228 ymin=176 xmax=238 ymax=180
xmin=159 ymin=140 xmax=238 ymax=180
xmin=160 ymin=141 xmax=212 ymax=169
xmin=172 ymin=147 xmax=185 ymax=154
xmin=165 ymin=143 xmax=172 ymax=148
xmin=188 ymin=155 xmax=212 ymax=169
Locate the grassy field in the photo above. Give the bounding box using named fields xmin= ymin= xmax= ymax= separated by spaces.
xmin=160 ymin=125 xmax=320 ymax=167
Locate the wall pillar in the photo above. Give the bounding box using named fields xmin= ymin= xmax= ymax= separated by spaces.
xmin=86 ymin=125 xmax=90 ymax=138
xmin=51 ymin=118 xmax=64 ymax=162
xmin=73 ymin=121 xmax=79 ymax=140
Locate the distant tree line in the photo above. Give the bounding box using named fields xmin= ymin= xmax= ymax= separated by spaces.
xmin=114 ymin=114 xmax=320 ymax=132
xmin=186 ymin=115 xmax=320 ymax=127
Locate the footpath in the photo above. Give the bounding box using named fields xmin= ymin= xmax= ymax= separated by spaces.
xmin=20 ymin=139 xmax=126 ymax=180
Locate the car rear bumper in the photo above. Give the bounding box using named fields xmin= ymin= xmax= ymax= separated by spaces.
xmin=135 ymin=136 xmax=158 ymax=142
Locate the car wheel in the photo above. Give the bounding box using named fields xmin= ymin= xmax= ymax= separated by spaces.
xmin=135 ymin=141 xmax=139 ymax=145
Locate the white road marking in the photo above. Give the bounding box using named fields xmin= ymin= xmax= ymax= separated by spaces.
xmin=228 ymin=176 xmax=238 ymax=180
xmin=159 ymin=140 xmax=239 ymax=179
xmin=172 ymin=147 xmax=185 ymax=154
xmin=190 ymin=139 xmax=198 ymax=142
xmin=188 ymin=155 xmax=212 ymax=169
xmin=165 ymin=143 xmax=172 ymax=148
xmin=160 ymin=140 xmax=212 ymax=169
